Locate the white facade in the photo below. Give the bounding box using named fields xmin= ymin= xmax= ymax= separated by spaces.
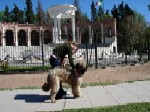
xmin=48 ymin=4 xmax=77 ymax=43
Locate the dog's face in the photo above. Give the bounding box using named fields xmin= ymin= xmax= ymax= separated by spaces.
xmin=75 ymin=60 xmax=87 ymax=75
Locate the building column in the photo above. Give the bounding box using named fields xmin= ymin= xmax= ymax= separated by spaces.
xmin=58 ymin=18 xmax=61 ymax=41
xmin=27 ymin=28 xmax=31 ymax=46
xmin=2 ymin=25 xmax=5 ymax=46
xmin=39 ymin=27 xmax=43 ymax=46
xmin=15 ymin=27 xmax=18 ymax=46
xmin=71 ymin=16 xmax=76 ymax=42
xmin=76 ymin=26 xmax=80 ymax=43
xmin=64 ymin=26 xmax=68 ymax=41
xmin=88 ymin=25 xmax=92 ymax=44
xmin=54 ymin=16 xmax=58 ymax=43
xmin=52 ymin=27 xmax=55 ymax=43
xmin=114 ymin=18 xmax=117 ymax=53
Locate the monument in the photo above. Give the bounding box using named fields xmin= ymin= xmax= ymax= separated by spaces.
xmin=48 ymin=4 xmax=77 ymax=43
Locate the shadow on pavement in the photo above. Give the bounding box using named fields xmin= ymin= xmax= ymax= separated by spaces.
xmin=14 ymin=94 xmax=50 ymax=103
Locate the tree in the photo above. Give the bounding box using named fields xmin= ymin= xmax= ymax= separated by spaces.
xmin=111 ymin=5 xmax=119 ymax=21
xmin=105 ymin=10 xmax=109 ymax=15
xmin=3 ymin=5 xmax=10 ymax=22
xmin=0 ymin=11 xmax=4 ymax=21
xmin=19 ymin=10 xmax=26 ymax=23
xmin=91 ymin=0 xmax=97 ymax=21
xmin=11 ymin=4 xmax=20 ymax=22
xmin=111 ymin=2 xmax=135 ymax=52
xmin=74 ymin=0 xmax=81 ymax=22
xmin=97 ymin=6 xmax=104 ymax=20
xmin=25 ymin=0 xmax=34 ymax=24
xmin=10 ymin=4 xmax=25 ymax=23
xmin=36 ymin=0 xmax=45 ymax=24
xmin=111 ymin=2 xmax=134 ymax=32
xmin=111 ymin=2 xmax=134 ymax=21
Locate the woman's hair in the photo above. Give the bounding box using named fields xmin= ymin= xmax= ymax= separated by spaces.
xmin=64 ymin=41 xmax=78 ymax=47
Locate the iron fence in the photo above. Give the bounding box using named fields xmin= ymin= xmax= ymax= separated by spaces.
xmin=0 ymin=31 xmax=150 ymax=72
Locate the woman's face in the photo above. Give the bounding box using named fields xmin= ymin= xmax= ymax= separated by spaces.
xmin=72 ymin=44 xmax=78 ymax=53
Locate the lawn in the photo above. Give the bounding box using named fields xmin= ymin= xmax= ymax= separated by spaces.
xmin=61 ymin=103 xmax=150 ymax=112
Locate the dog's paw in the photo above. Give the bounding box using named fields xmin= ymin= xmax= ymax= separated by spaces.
xmin=74 ymin=94 xmax=80 ymax=98
xmin=51 ymin=99 xmax=56 ymax=103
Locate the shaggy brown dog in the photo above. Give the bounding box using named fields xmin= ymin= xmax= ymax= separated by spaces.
xmin=42 ymin=60 xmax=87 ymax=103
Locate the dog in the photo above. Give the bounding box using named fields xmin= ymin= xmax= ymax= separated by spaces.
xmin=42 ymin=60 xmax=87 ymax=103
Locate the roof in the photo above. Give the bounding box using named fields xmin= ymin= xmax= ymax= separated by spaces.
xmin=48 ymin=4 xmax=77 ymax=19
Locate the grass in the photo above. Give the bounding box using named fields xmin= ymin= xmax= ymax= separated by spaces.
xmin=0 ymin=86 xmax=40 ymax=91
xmin=0 ymin=66 xmax=51 ymax=73
xmin=63 ymin=81 xmax=119 ymax=89
xmin=63 ymin=78 xmax=150 ymax=89
xmin=60 ymin=103 xmax=150 ymax=112
xmin=37 ymin=103 xmax=150 ymax=112
xmin=0 ymin=78 xmax=150 ymax=91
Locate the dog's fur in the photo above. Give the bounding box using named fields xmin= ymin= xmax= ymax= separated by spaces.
xmin=42 ymin=60 xmax=87 ymax=103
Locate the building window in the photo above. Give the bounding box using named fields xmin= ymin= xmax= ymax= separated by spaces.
xmin=5 ymin=30 xmax=14 ymax=46
xmin=108 ymin=27 xmax=112 ymax=37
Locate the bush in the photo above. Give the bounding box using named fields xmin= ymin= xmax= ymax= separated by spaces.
xmin=0 ymin=61 xmax=9 ymax=72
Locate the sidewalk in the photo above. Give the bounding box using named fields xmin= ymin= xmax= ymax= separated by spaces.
xmin=0 ymin=81 xmax=150 ymax=112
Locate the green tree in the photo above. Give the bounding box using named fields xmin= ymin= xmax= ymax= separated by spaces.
xmin=111 ymin=2 xmax=134 ymax=22
xmin=36 ymin=0 xmax=45 ymax=24
xmin=10 ymin=4 xmax=25 ymax=23
xmin=111 ymin=2 xmax=134 ymax=52
xmin=0 ymin=11 xmax=4 ymax=21
xmin=91 ymin=0 xmax=97 ymax=21
xmin=73 ymin=0 xmax=89 ymax=23
xmin=3 ymin=5 xmax=10 ymax=22
xmin=74 ymin=0 xmax=82 ymax=23
xmin=44 ymin=12 xmax=52 ymax=24
xmin=111 ymin=5 xmax=119 ymax=21
xmin=102 ymin=10 xmax=112 ymax=19
xmin=19 ymin=10 xmax=26 ymax=23
xmin=25 ymin=0 xmax=34 ymax=24
xmin=10 ymin=4 xmax=20 ymax=22
xmin=97 ymin=6 xmax=104 ymax=20
xmin=78 ymin=13 xmax=90 ymax=22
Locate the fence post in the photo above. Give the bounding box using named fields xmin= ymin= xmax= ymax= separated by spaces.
xmin=138 ymin=32 xmax=142 ymax=61
xmin=148 ymin=33 xmax=150 ymax=61
xmin=94 ymin=31 xmax=98 ymax=69
xmin=40 ymin=28 xmax=44 ymax=71
xmin=124 ymin=33 xmax=127 ymax=65
xmin=85 ymin=30 xmax=89 ymax=66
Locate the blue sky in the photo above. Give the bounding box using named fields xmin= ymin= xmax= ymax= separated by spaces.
xmin=0 ymin=0 xmax=149 ymax=22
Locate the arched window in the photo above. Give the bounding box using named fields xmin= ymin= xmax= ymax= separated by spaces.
xmin=5 ymin=30 xmax=14 ymax=46
xmin=108 ymin=27 xmax=112 ymax=37
xmin=18 ymin=29 xmax=27 ymax=46
xmin=31 ymin=30 xmax=40 ymax=46
xmin=43 ymin=30 xmax=52 ymax=44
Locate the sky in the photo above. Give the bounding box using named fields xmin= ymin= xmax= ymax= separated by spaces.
xmin=0 ymin=0 xmax=149 ymax=22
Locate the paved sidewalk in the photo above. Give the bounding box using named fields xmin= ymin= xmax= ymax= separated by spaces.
xmin=0 ymin=81 xmax=150 ymax=112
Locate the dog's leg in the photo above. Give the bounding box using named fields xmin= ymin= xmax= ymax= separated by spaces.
xmin=72 ymin=77 xmax=82 ymax=98
xmin=50 ymin=77 xmax=60 ymax=103
xmin=71 ymin=84 xmax=80 ymax=98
